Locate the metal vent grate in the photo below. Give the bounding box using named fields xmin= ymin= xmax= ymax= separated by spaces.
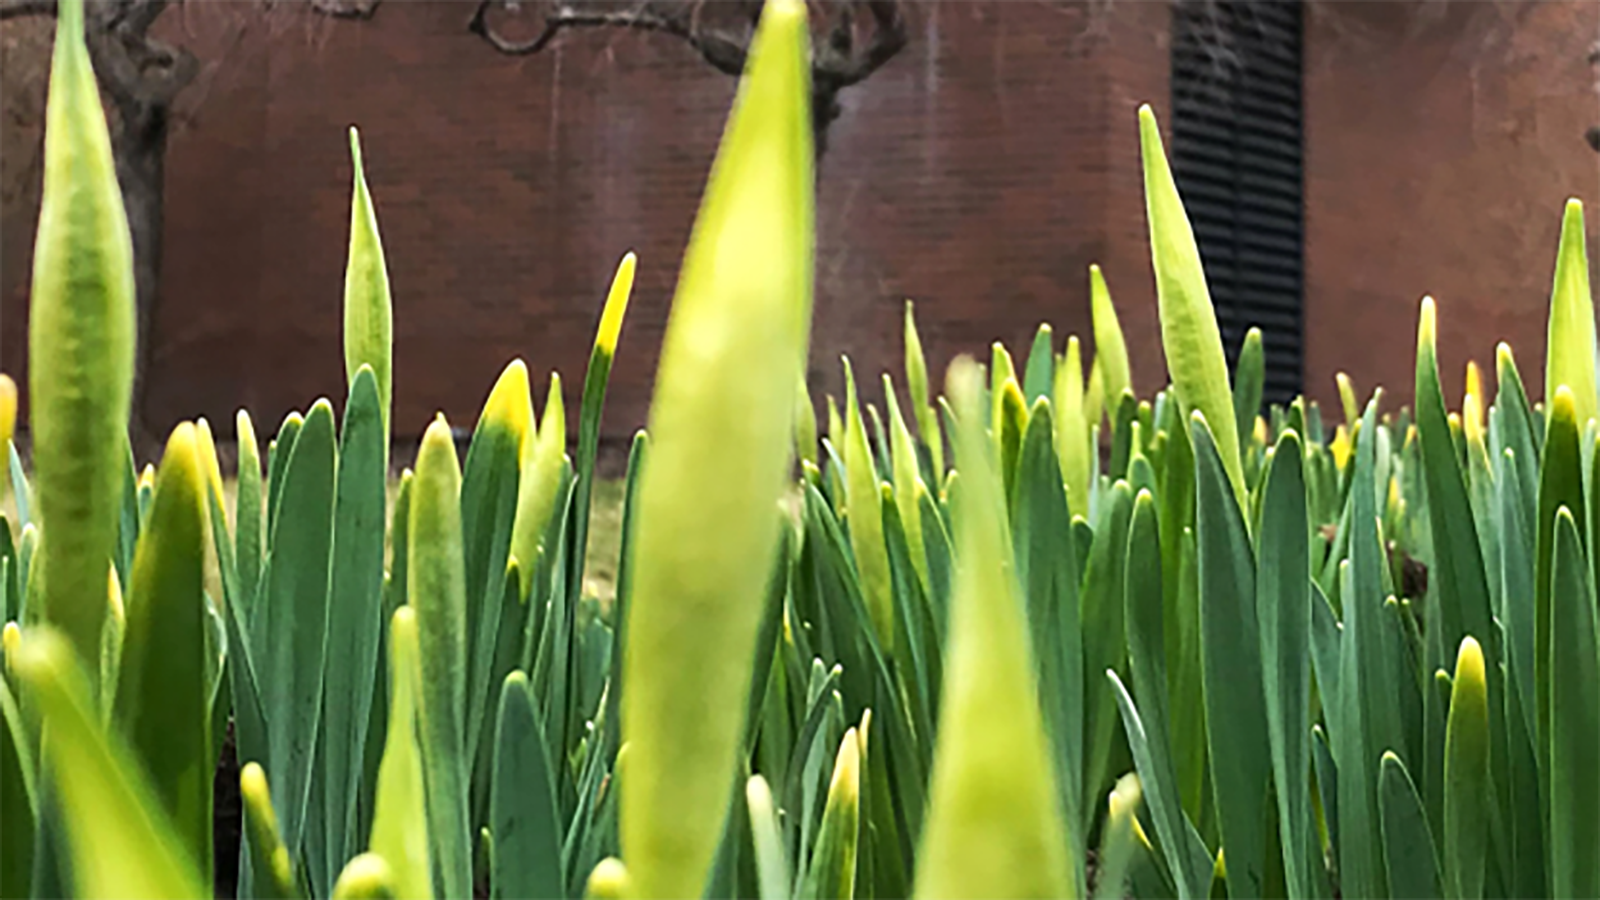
xmin=1170 ymin=0 xmax=1304 ymax=406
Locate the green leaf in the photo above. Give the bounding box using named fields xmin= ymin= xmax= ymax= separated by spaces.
xmin=1536 ymin=386 xmax=1583 ymax=760
xmin=266 ymin=411 xmax=304 ymax=555
xmin=333 ymin=854 xmax=398 ymax=900
xmin=918 ymin=483 xmax=953 ymax=645
xmin=1092 ymin=774 xmax=1144 ymax=900
xmin=217 ymin=494 xmax=269 ymax=782
xmin=9 ymin=443 xmax=31 ymax=533
xmin=1413 ymin=298 xmax=1498 ymax=707
xmin=343 ymin=127 xmax=394 ymax=424
xmin=797 ymin=374 xmax=819 ymax=469
xmin=1081 ymin=479 xmax=1133 ymax=829
xmin=595 ymin=431 xmax=648 ymax=768
xmin=1139 ymin=105 xmax=1246 ymax=510
xmin=1024 ymin=324 xmax=1055 ymax=405
xmin=1232 ymin=328 xmax=1264 ymax=454
xmin=321 ymin=367 xmax=389 ymax=880
xmin=746 ymin=776 xmax=790 ymax=900
xmin=1055 ymin=336 xmax=1092 ymax=520
xmin=803 ymin=728 xmax=862 ymax=900
xmin=12 ymin=626 xmax=206 ymax=899
xmin=461 ymin=362 xmax=530 ymax=820
xmin=0 ymin=523 xmax=16 ymax=625
xmin=491 ymin=671 xmax=563 ymax=900
xmin=567 ymin=252 xmax=636 ymax=676
xmin=1377 ymin=752 xmax=1441 ymax=900
xmin=1255 ymin=433 xmax=1318 ymax=900
xmin=370 ymin=606 xmax=433 ymax=900
xmin=0 ymin=674 xmax=36 ymax=900
xmin=1090 ymin=264 xmax=1133 ymax=426
xmin=842 ymin=358 xmax=895 ymax=652
xmin=27 ymin=0 xmax=136 ymax=686
xmin=1493 ymin=342 xmax=1540 ymax=525
xmin=235 ymin=409 xmax=265 ymax=630
xmin=1499 ymin=636 xmax=1546 ymax=900
xmin=1012 ymin=399 xmax=1085 ymax=894
xmin=886 ymin=375 xmax=930 ymax=591
xmin=794 ymin=481 xmax=927 ymax=873
xmin=113 ymin=436 xmax=138 ymax=596
xmin=241 ymin=762 xmax=301 ymax=900
xmin=990 ymin=343 xmax=1019 ymax=430
xmin=783 ymin=661 xmax=844 ymax=878
xmin=859 ymin=707 xmax=909 ymax=900
xmin=1156 ymin=408 xmax=1205 ymax=824
xmin=509 ymin=374 xmax=566 ymax=602
xmin=1117 ymin=488 xmax=1210 ymax=899
xmin=1336 ymin=373 xmax=1359 ymax=434
xmin=903 ymin=301 xmax=944 ymax=481
xmin=1549 ymin=507 xmax=1600 ymax=900
xmin=409 ymin=416 xmax=472 ymax=900
xmin=1331 ymin=395 xmax=1404 ymax=900
xmin=472 ymin=563 xmax=531 ymax=840
xmin=585 ymin=858 xmax=630 ymax=900
xmin=1311 ymin=726 xmax=1338 ymax=878
xmin=363 ymin=471 xmax=412 ymax=841
xmin=913 ymin=357 xmax=1072 ymax=899
xmin=1085 ymin=359 xmax=1106 ymax=444
xmin=113 ymin=423 xmax=211 ymax=884
xmin=1545 ymin=199 xmax=1597 ymax=428
xmin=0 ymin=375 xmax=13 ymax=502
xmin=996 ymin=379 xmax=1028 ymax=511
xmin=1191 ymin=411 xmax=1271 ymax=899
xmin=529 ymin=475 xmax=579 ymax=775
xmin=260 ymin=399 xmax=337 ymax=867
xmin=619 ymin=4 xmax=813 ymax=896
xmin=1107 ymin=670 xmax=1210 ymax=900
xmin=1443 ymin=636 xmax=1490 ymax=900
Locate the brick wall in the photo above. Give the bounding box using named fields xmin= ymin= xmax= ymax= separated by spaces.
xmin=2 ymin=0 xmax=1170 ymax=450
xmin=4 ymin=0 xmax=1598 ymax=449
xmin=1302 ymin=0 xmax=1600 ymax=411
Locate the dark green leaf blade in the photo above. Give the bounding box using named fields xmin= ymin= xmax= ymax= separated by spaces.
xmin=1255 ymin=432 xmax=1317 ymax=900
xmin=1192 ymin=411 xmax=1271 ymax=900
xmin=260 ymin=400 xmax=338 ymax=869
xmin=322 ymin=367 xmax=389 ymax=878
xmin=491 ymin=671 xmax=563 ymax=900
xmin=1378 ymin=752 xmax=1441 ymax=900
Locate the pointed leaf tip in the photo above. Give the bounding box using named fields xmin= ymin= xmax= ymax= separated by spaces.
xmin=586 ymin=858 xmax=630 ymax=900
xmin=1547 ymin=200 xmax=1596 ymax=421
xmin=596 ymin=252 xmax=637 ymax=357
xmin=1140 ymin=100 xmax=1245 ymax=508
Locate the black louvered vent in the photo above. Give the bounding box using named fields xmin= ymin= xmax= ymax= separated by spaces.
xmin=1170 ymin=0 xmax=1304 ymax=405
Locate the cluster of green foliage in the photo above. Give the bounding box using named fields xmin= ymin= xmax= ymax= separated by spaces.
xmin=4 ymin=1 xmax=1599 ymax=899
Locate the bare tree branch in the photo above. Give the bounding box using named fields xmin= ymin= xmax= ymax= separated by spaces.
xmin=468 ymin=1 xmax=748 ymax=75
xmin=310 ymin=0 xmax=380 ymax=20
xmin=0 ymin=0 xmax=199 ymax=109
xmin=464 ymin=0 xmax=907 ymax=158
xmin=468 ymin=0 xmax=905 ymax=84
xmin=0 ymin=0 xmax=56 ymax=21
xmin=116 ymin=0 xmax=168 ymax=34
xmin=816 ymin=0 xmax=906 ymax=89
xmin=1590 ymin=38 xmax=1600 ymax=153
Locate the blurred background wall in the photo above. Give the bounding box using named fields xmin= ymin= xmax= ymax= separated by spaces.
xmin=2 ymin=0 xmax=1596 ymax=456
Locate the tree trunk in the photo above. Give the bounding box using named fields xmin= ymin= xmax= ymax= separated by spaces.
xmin=112 ymin=101 xmax=169 ymax=449
xmin=813 ymin=85 xmax=842 ymax=163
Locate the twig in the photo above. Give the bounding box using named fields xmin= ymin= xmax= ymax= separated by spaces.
xmin=468 ymin=0 xmax=906 ymax=87
xmin=310 ymin=0 xmax=380 ymax=21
